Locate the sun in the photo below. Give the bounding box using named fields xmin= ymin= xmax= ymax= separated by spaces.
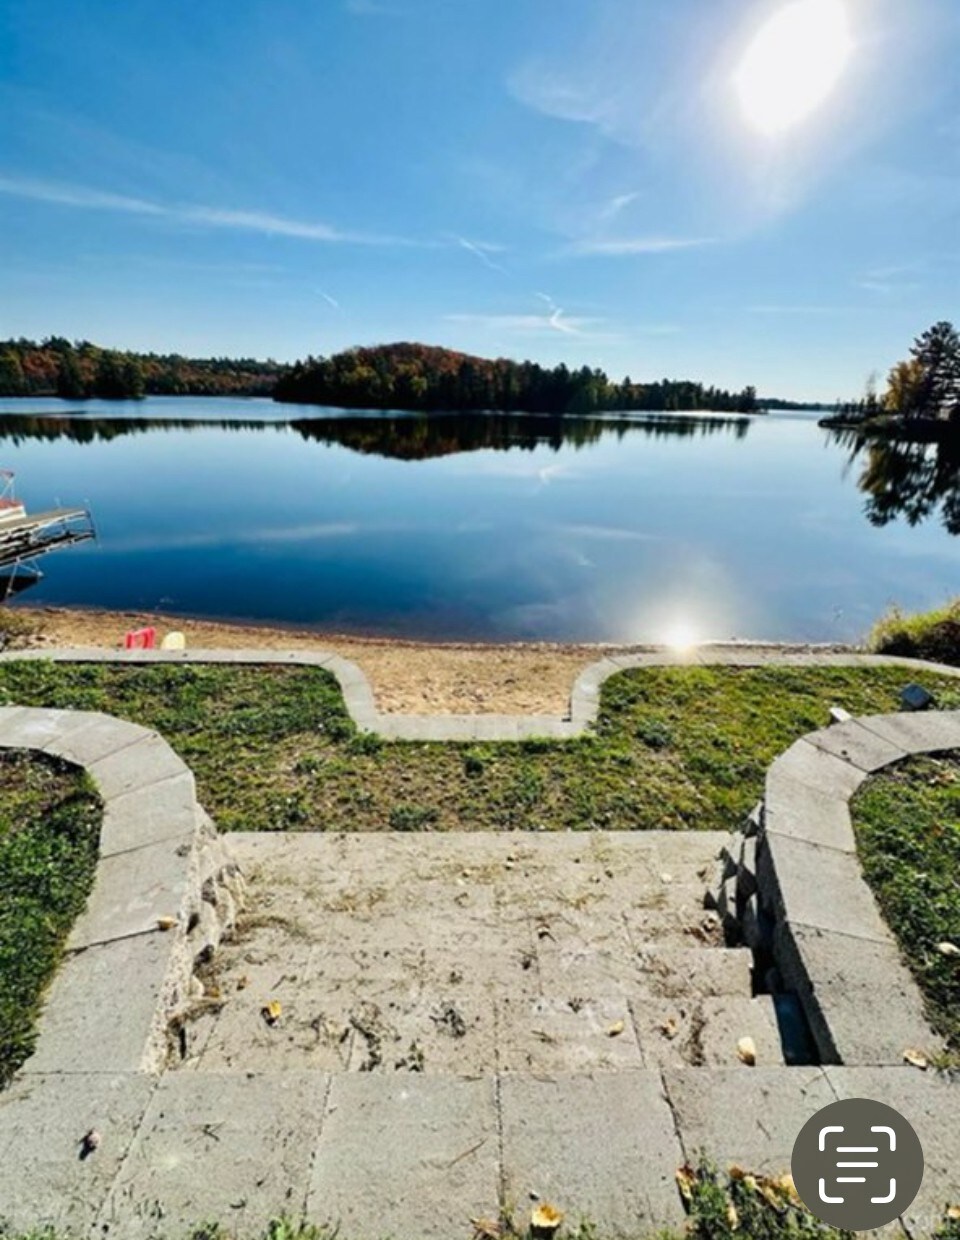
xmin=734 ymin=0 xmax=854 ymax=137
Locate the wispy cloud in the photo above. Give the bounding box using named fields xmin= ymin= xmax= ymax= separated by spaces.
xmin=598 ymin=191 xmax=642 ymax=223
xmin=318 ymin=290 xmax=341 ymax=309
xmin=0 ymin=172 xmax=420 ymax=247
xmin=458 ymin=236 xmax=508 ymax=274
xmin=569 ymin=236 xmax=716 ymax=257
xmin=444 ymin=310 xmax=602 ymax=338
xmin=534 ymin=291 xmax=581 ymax=335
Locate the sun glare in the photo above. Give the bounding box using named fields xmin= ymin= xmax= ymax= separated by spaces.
xmin=663 ymin=621 xmax=700 ymax=653
xmin=735 ymin=0 xmax=854 ymax=137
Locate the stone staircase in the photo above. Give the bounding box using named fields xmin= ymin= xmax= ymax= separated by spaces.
xmin=177 ymin=831 xmax=793 ymax=1077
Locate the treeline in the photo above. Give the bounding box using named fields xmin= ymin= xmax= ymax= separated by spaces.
xmin=273 ymin=343 xmax=760 ymax=414
xmin=832 ymin=322 xmax=960 ymax=427
xmin=0 ymin=338 xmax=289 ymax=400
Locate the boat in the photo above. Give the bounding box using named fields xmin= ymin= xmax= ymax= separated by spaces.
xmin=0 ymin=471 xmax=26 ymax=524
xmin=0 ymin=469 xmax=96 ymax=602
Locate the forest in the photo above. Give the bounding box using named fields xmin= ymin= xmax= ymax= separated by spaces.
xmin=273 ymin=343 xmax=760 ymax=414
xmin=0 ymin=337 xmax=288 ymax=399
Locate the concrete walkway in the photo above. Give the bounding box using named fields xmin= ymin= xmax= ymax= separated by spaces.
xmin=0 ymin=648 xmax=957 ymax=1238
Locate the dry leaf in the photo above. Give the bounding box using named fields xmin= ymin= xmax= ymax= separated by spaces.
xmin=777 ymin=1173 xmax=800 ymax=1205
xmin=945 ymin=1205 xmax=960 ymax=1221
xmin=675 ymin=1164 xmax=697 ymax=1203
xmin=471 ymin=1218 xmax=501 ymax=1240
xmin=937 ymin=942 xmax=960 ymax=957
xmin=156 ymin=916 xmax=177 ymax=931
xmin=903 ymin=1048 xmax=929 ymax=1070
xmin=726 ymin=1202 xmax=739 ymax=1230
xmin=607 ymin=1020 xmax=626 ymax=1038
xmin=530 ymin=1203 xmax=564 ymax=1233
xmin=728 ymin=1164 xmax=747 ymax=1182
xmin=261 ymin=1000 xmax=282 ymax=1026
xmin=737 ymin=1036 xmax=757 ymax=1066
xmin=660 ymin=1017 xmax=680 ymax=1041
xmin=236 ymin=975 xmax=250 ymax=991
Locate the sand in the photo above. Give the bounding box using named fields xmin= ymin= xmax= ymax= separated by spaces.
xmin=9 ymin=606 xmax=614 ymax=716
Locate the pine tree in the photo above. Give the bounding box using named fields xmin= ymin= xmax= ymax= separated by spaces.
xmin=909 ymin=321 xmax=960 ymax=420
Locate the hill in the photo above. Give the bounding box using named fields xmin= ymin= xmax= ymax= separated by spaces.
xmin=273 ymin=342 xmax=760 ymax=415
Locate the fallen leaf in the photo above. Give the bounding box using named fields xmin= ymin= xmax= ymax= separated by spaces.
xmin=531 ymin=1203 xmax=563 ymax=1233
xmin=607 ymin=1020 xmax=626 ymax=1038
xmin=156 ymin=916 xmax=178 ymax=931
xmin=729 ymin=1164 xmax=747 ymax=1181
xmin=937 ymin=942 xmax=960 ymax=958
xmin=903 ymin=1048 xmax=929 ymax=1070
xmin=737 ymin=1036 xmax=757 ymax=1066
xmin=946 ymin=1205 xmax=960 ymax=1221
xmin=660 ymin=1017 xmax=680 ymax=1041
xmin=262 ymin=1000 xmax=282 ymax=1026
xmin=471 ymin=1218 xmax=501 ymax=1240
xmin=236 ymin=975 xmax=250 ymax=991
xmin=675 ymin=1164 xmax=697 ymax=1202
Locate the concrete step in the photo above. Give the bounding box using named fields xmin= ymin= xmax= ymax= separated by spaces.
xmin=632 ymin=945 xmax=755 ymax=998
xmin=632 ymin=994 xmax=786 ymax=1069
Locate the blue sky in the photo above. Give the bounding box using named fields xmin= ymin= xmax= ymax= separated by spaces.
xmin=1 ymin=0 xmax=957 ymax=400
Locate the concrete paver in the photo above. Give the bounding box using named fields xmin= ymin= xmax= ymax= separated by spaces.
xmin=308 ymin=1075 xmax=499 ymax=1240
xmin=0 ymin=1072 xmax=157 ymax=1236
xmin=664 ymin=1066 xmax=835 ymax=1172
xmin=500 ymin=1072 xmax=686 ymax=1234
xmin=826 ymin=1067 xmax=960 ymax=1240
xmin=102 ymin=1071 xmax=329 ymax=1239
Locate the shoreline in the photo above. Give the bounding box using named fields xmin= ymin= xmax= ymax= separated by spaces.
xmin=7 ymin=604 xmax=859 ymax=716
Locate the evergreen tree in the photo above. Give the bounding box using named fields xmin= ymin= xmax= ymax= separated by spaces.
xmin=909 ymin=321 xmax=960 ymax=420
xmin=56 ymin=351 xmax=88 ymax=400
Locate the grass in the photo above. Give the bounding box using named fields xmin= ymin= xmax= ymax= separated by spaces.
xmin=0 ymin=662 xmax=957 ymax=836
xmin=852 ymin=754 xmax=960 ymax=1058
xmin=870 ymin=599 xmax=960 ymax=667
xmin=0 ymin=750 xmax=101 ymax=1087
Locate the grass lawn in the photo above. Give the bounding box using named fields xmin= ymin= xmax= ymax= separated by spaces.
xmin=852 ymin=754 xmax=960 ymax=1058
xmin=0 ymin=750 xmax=101 ymax=1088
xmin=0 ymin=661 xmax=957 ymax=836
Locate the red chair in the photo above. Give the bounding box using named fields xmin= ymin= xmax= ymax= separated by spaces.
xmin=123 ymin=627 xmax=157 ymax=650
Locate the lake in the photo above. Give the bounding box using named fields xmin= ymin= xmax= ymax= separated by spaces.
xmin=0 ymin=396 xmax=956 ymax=644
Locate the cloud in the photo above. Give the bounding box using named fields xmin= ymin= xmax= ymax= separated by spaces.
xmin=458 ymin=236 xmax=508 ymax=274
xmin=0 ymin=172 xmax=420 ymax=247
xmin=599 ymin=191 xmax=642 ymax=222
xmin=447 ymin=292 xmax=603 ymax=338
xmin=568 ymin=236 xmax=716 ymax=256
xmin=444 ymin=309 xmax=603 ymax=338
xmin=318 ymin=290 xmax=341 ymax=309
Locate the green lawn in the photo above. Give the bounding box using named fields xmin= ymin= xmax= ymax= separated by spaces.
xmin=0 ymin=750 xmax=101 ymax=1087
xmin=0 ymin=661 xmax=956 ymax=836
xmin=852 ymin=754 xmax=960 ymax=1058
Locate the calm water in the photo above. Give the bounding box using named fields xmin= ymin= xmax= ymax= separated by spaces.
xmin=0 ymin=396 xmax=956 ymax=643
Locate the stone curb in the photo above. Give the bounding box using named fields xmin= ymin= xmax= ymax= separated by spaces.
xmin=719 ymin=710 xmax=960 ymax=1067
xmin=0 ymin=708 xmax=242 ymax=1076
xmin=2 ymin=644 xmax=958 ymax=741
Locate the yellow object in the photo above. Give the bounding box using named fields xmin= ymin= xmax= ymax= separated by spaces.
xmin=161 ymin=631 xmax=186 ymax=650
xmin=737 ymin=1036 xmax=757 ymax=1066
xmin=262 ymin=1000 xmax=283 ymax=1026
xmin=530 ymin=1204 xmax=563 ymax=1234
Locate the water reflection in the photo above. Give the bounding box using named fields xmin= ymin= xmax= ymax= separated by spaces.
xmin=0 ymin=410 xmax=751 ymax=459
xmin=829 ymin=428 xmax=960 ymax=535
